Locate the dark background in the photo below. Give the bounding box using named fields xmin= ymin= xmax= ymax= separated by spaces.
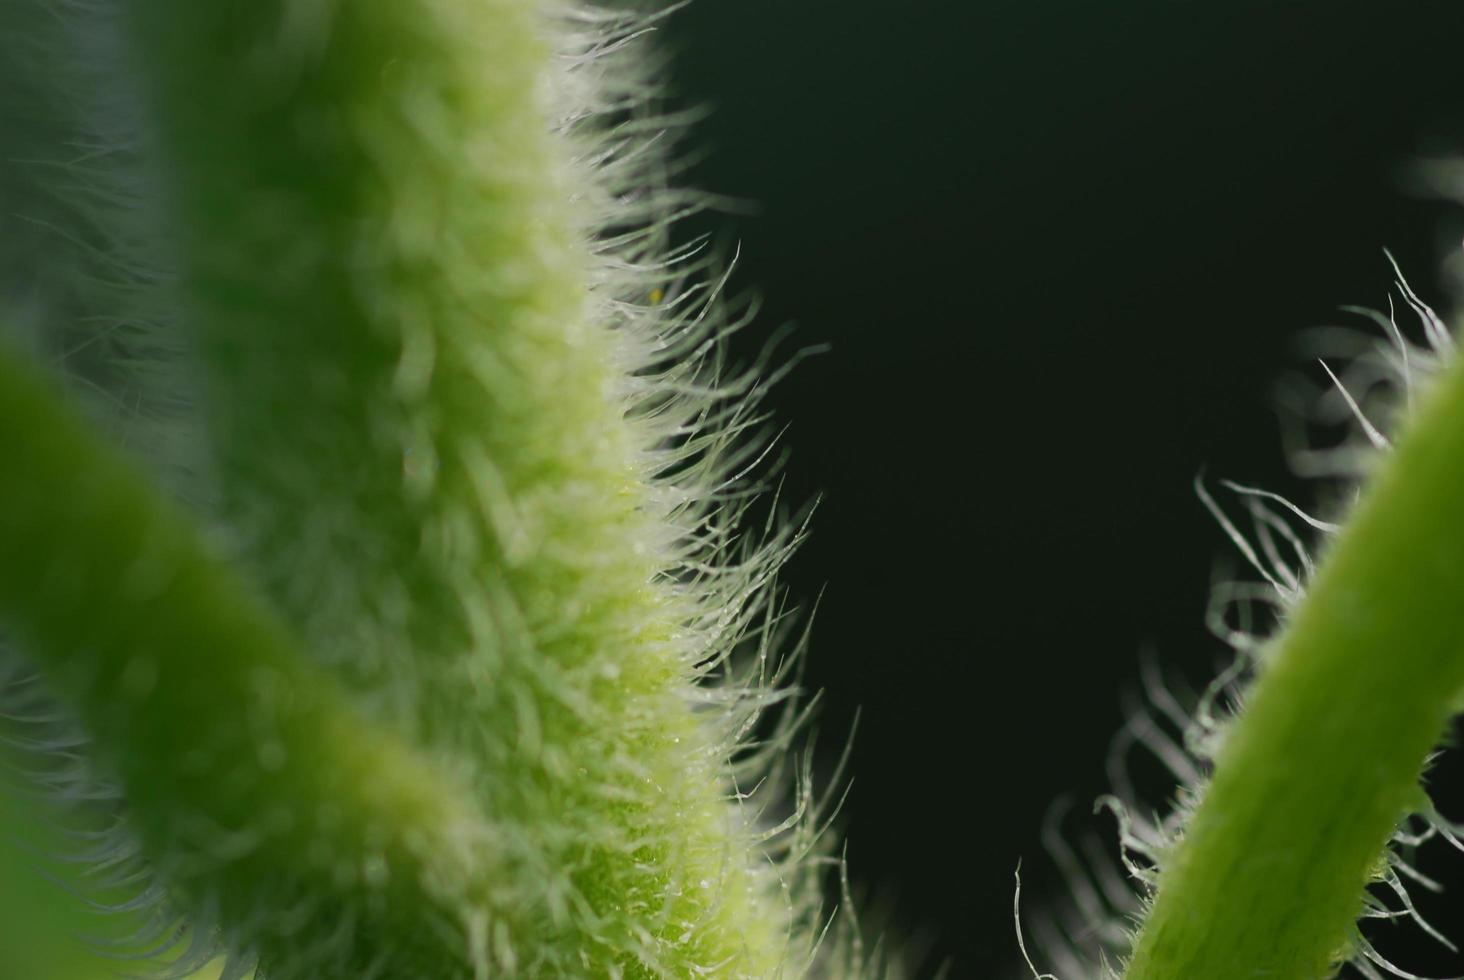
xmin=661 ymin=2 xmax=1464 ymax=976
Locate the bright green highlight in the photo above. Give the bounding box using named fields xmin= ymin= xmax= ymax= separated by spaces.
xmin=1125 ymin=349 xmax=1464 ymax=977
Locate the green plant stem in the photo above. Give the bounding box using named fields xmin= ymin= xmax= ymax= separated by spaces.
xmin=0 ymin=766 xmax=142 ymax=979
xmin=1124 ymin=351 xmax=1464 ymax=977
xmin=0 ymin=341 xmax=503 ymax=977
xmin=116 ymin=0 xmax=798 ymax=974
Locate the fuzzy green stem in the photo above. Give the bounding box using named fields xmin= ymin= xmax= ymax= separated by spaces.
xmin=0 ymin=341 xmax=505 ymax=978
xmin=1124 ymin=351 xmax=1464 ymax=977
xmin=117 ymin=0 xmax=797 ymax=974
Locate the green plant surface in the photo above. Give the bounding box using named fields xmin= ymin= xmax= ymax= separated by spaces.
xmin=1121 ymin=344 xmax=1464 ymax=977
xmin=0 ymin=0 xmax=847 ymax=977
xmin=0 ymin=769 xmax=230 ymax=979
xmin=21 ymin=0 xmax=1464 ymax=976
xmin=0 ymin=334 xmax=515 ymax=978
xmin=0 ymin=767 xmax=145 ymax=979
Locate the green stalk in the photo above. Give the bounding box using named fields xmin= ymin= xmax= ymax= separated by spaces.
xmin=0 ymin=340 xmax=511 ymax=977
xmin=1124 ymin=348 xmax=1464 ymax=976
xmin=0 ymin=0 xmax=815 ymax=974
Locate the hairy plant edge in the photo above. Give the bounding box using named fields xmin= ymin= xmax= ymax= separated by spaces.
xmin=0 ymin=0 xmax=864 ymax=976
xmin=1119 ymin=327 xmax=1464 ymax=977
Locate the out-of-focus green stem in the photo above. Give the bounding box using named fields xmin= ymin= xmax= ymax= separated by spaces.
xmin=0 ymin=341 xmax=501 ymax=978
